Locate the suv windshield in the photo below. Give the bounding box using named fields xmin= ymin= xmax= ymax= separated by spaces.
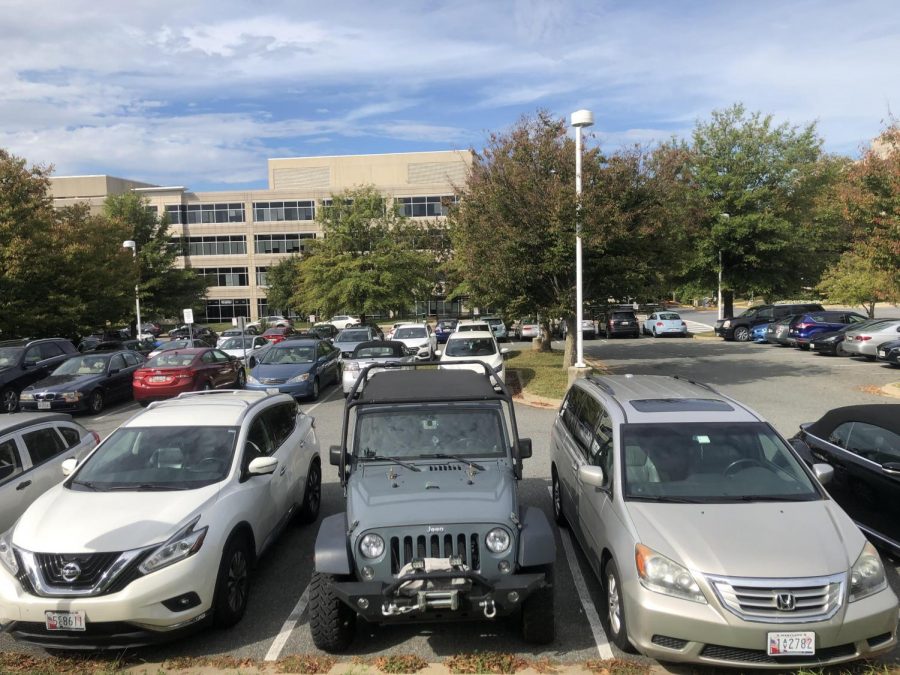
xmin=337 ymin=329 xmax=370 ymax=342
xmin=259 ymin=345 xmax=315 ymax=364
xmin=0 ymin=347 xmax=23 ymax=367
xmin=354 ymin=407 xmax=507 ymax=459
xmin=622 ymin=422 xmax=820 ymax=503
xmin=394 ymin=327 xmax=426 ymax=339
xmin=53 ymin=355 xmax=110 ymax=375
xmin=70 ymin=426 xmax=238 ymax=490
xmin=446 ymin=337 xmax=497 ymax=357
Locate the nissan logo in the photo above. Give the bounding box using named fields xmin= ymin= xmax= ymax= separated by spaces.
xmin=61 ymin=561 xmax=82 ymax=582
xmin=776 ymin=592 xmax=796 ymax=611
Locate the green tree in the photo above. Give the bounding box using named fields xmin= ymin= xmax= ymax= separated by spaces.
xmin=264 ymin=256 xmax=303 ymax=316
xmin=102 ymin=193 xmax=208 ymax=328
xmin=816 ymin=248 xmax=900 ymax=317
xmin=290 ymin=186 xmax=435 ymax=320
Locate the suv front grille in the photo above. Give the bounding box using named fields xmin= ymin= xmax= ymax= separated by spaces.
xmin=34 ymin=552 xmax=121 ymax=589
xmin=390 ymin=532 xmax=480 ymax=574
xmin=707 ymin=573 xmax=845 ymax=623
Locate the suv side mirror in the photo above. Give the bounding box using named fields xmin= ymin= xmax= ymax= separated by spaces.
xmin=248 ymin=456 xmax=278 ymax=476
xmin=329 ymin=445 xmax=344 ymax=466
xmin=61 ymin=458 xmax=78 ymax=476
xmin=518 ymin=438 xmax=532 ymax=459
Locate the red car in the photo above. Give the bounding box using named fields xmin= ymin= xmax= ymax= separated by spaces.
xmin=261 ymin=326 xmax=295 ymax=344
xmin=132 ymin=348 xmax=245 ymax=405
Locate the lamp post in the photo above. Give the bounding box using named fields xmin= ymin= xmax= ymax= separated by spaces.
xmin=716 ymin=213 xmax=729 ymax=321
xmin=122 ymin=240 xmax=142 ymax=337
xmin=571 ymin=109 xmax=594 ymax=368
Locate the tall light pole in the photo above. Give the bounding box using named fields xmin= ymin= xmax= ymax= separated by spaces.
xmin=571 ymin=109 xmax=594 ymax=368
xmin=717 ymin=213 xmax=729 ymax=321
xmin=122 ymin=240 xmax=142 ymax=336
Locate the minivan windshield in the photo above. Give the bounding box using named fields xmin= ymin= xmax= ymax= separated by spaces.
xmin=70 ymin=426 xmax=238 ymax=491
xmin=622 ymin=422 xmax=820 ymax=503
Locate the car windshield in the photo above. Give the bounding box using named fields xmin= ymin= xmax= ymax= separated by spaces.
xmin=70 ymin=426 xmax=238 ymax=490
xmin=0 ymin=347 xmax=24 ymax=367
xmin=337 ymin=329 xmax=370 ymax=342
xmin=259 ymin=345 xmax=315 ymax=364
xmin=438 ymin=321 xmax=457 ymax=329
xmin=353 ymin=345 xmax=403 ymax=358
xmin=354 ymin=407 xmax=507 ymax=459
xmin=622 ymin=422 xmax=820 ymax=502
xmin=458 ymin=324 xmax=489 ymax=332
xmin=53 ymin=355 xmax=111 ymax=375
xmin=446 ymin=337 xmax=497 ymax=357
xmin=221 ymin=337 xmax=256 ymax=350
xmin=485 ymin=318 xmax=502 ymax=326
xmin=394 ymin=327 xmax=426 ymax=339
xmin=658 ymin=313 xmax=680 ymax=320
xmin=146 ymin=353 xmax=197 ymax=368
xmin=159 ymin=340 xmax=191 ymax=351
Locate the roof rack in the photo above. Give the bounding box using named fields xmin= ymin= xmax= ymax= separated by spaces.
xmin=586 ymin=375 xmax=615 ymax=395
xmin=170 ymin=390 xmax=257 ymax=405
xmin=671 ymin=375 xmax=719 ymax=394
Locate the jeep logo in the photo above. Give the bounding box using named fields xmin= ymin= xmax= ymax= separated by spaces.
xmin=426 ymin=526 xmax=445 ymax=534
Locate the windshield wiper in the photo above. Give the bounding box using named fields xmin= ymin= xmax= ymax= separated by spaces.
xmin=359 ymin=453 xmax=421 ymax=472
xmin=726 ymin=494 xmax=816 ymax=502
xmin=69 ymin=479 xmax=103 ymax=491
xmin=626 ymin=495 xmax=704 ymax=503
xmin=104 ymin=484 xmax=192 ymax=491
xmin=430 ymin=453 xmax=485 ymax=472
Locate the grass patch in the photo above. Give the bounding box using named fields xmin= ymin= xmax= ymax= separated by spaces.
xmin=444 ymin=652 xmax=528 ymax=674
xmin=0 ymin=652 xmax=140 ymax=674
xmin=794 ymin=665 xmax=900 ymax=675
xmin=277 ymin=654 xmax=338 ymax=673
xmin=371 ymin=654 xmax=429 ymax=673
xmin=583 ymin=659 xmax=651 ymax=675
xmin=505 ymin=348 xmax=576 ymax=401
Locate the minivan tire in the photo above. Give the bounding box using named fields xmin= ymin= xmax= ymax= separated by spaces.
xmin=309 ymin=571 xmax=356 ymax=652
xmin=551 ymin=469 xmax=567 ymax=527
xmin=521 ymin=564 xmax=555 ymax=644
xmin=604 ymin=559 xmax=638 ymax=653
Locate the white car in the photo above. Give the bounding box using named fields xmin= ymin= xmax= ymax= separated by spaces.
xmin=329 ymin=315 xmax=361 ymax=330
xmin=340 ymin=340 xmax=415 ymax=395
xmin=245 ymin=316 xmax=292 ymax=335
xmin=218 ymin=336 xmax=270 ymax=361
xmin=642 ymin=311 xmax=688 ymax=338
xmin=842 ymin=319 xmax=900 ymax=359
xmin=436 ymin=331 xmax=508 ymax=382
xmin=0 ymin=389 xmax=321 ymax=648
xmin=391 ymin=323 xmax=437 ymax=360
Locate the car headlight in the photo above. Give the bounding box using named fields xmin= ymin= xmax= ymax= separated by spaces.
xmin=19 ymin=392 xmax=34 ymax=401
xmin=0 ymin=529 xmax=18 ymax=576
xmin=485 ymin=528 xmax=511 ymax=554
xmin=635 ymin=544 xmax=706 ymax=603
xmin=246 ymin=374 xmax=260 ymax=384
xmin=288 ymin=372 xmax=310 ymax=383
xmin=849 ymin=541 xmax=887 ymax=601
xmin=139 ymin=517 xmax=207 ymax=575
xmin=722 ymin=320 xmax=732 ymax=328
xmin=61 ymin=392 xmax=84 ymax=402
xmin=344 ymin=361 xmax=360 ymax=372
xmin=359 ymin=533 xmax=385 ymax=559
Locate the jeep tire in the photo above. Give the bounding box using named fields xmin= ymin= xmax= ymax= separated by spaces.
xmin=521 ymin=564 xmax=555 ymax=644
xmin=309 ymin=571 xmax=356 ymax=652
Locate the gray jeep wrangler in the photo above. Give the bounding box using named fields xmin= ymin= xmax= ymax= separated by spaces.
xmin=309 ymin=363 xmax=556 ymax=651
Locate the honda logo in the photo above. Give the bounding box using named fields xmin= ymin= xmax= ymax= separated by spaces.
xmin=776 ymin=592 xmax=796 ymax=611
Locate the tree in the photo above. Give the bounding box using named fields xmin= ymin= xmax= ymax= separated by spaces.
xmin=816 ymin=248 xmax=899 ymax=317
xmin=290 ymin=186 xmax=435 ymax=320
xmin=102 ymin=193 xmax=208 ymax=328
xmin=264 ymin=256 xmax=303 ymax=316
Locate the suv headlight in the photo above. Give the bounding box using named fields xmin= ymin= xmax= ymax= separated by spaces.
xmin=139 ymin=517 xmax=207 ymax=575
xmin=635 ymin=544 xmax=706 ymax=603
xmin=722 ymin=320 xmax=732 ymax=328
xmin=288 ymin=373 xmax=310 ymax=383
xmin=359 ymin=533 xmax=385 ymax=559
xmin=849 ymin=541 xmax=887 ymax=601
xmin=485 ymin=528 xmax=511 ymax=553
xmin=0 ymin=529 xmax=18 ymax=576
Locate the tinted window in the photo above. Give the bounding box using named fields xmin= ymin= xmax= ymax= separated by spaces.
xmin=845 ymin=422 xmax=900 ymax=465
xmin=123 ymin=352 xmax=143 ymax=367
xmin=0 ymin=347 xmax=23 ymax=368
xmin=149 ymin=353 xmax=197 ymax=368
xmin=264 ymin=403 xmax=297 ymax=449
xmin=57 ymin=425 xmax=83 ymax=448
xmin=109 ymin=354 xmax=127 ymax=371
xmin=0 ymin=438 xmax=23 ymax=484
xmin=828 ymin=422 xmax=853 ymax=448
xmin=53 ymin=355 xmax=110 ymax=375
xmin=24 ymin=346 xmax=41 ymax=365
xmin=591 ymin=407 xmax=614 ymax=479
xmin=22 ymin=427 xmax=66 ymax=464
xmin=658 ymin=313 xmax=680 ymax=320
xmin=354 ymin=345 xmax=403 ymax=358
xmin=39 ymin=342 xmax=64 ymax=359
xmin=201 ymin=351 xmax=216 ymax=364
xmin=337 ymin=329 xmax=370 ymax=342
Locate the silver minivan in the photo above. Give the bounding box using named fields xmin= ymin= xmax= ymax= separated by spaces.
xmin=550 ymin=375 xmax=898 ymax=669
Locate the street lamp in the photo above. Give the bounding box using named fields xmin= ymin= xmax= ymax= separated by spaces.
xmin=122 ymin=240 xmax=142 ymax=337
xmin=571 ymin=109 xmax=594 ymax=368
xmin=717 ymin=213 xmax=729 ymax=321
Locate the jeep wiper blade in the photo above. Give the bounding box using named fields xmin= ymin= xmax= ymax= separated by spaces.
xmin=431 ymin=454 xmax=484 ymax=471
xmin=359 ymin=454 xmax=421 ymax=472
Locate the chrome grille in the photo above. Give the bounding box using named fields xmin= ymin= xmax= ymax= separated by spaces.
xmin=35 ymin=552 xmax=121 ymax=589
xmin=34 ymin=392 xmax=59 ymax=401
xmin=707 ymin=573 xmax=845 ymax=623
xmin=390 ymin=532 xmax=480 ymax=574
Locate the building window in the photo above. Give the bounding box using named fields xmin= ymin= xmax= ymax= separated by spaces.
xmin=204 ymin=298 xmax=250 ymax=323
xmin=171 ymin=235 xmax=247 ymax=256
xmin=164 ymin=203 xmax=245 ymax=224
xmin=254 ymin=233 xmax=316 ymax=254
xmin=196 ymin=267 xmax=249 ymax=287
xmin=256 ymin=267 xmax=269 ymax=287
xmin=257 ymin=298 xmax=300 ymax=321
xmin=395 ymin=195 xmax=458 ymax=217
xmin=253 ymin=200 xmax=315 ymax=222
xmin=145 ymin=205 xmax=158 ymax=216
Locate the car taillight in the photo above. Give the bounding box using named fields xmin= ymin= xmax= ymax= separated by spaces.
xmin=656 ymin=322 xmax=663 ymax=326
xmin=174 ymin=369 xmax=194 ymax=379
xmin=90 ymin=430 xmax=101 ymax=445
xmin=857 ymin=335 xmax=872 ymax=341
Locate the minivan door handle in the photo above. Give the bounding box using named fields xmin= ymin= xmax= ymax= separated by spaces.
xmin=16 ymin=480 xmax=31 ymax=491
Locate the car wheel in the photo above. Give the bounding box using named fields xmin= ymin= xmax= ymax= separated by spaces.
xmin=865 ymin=355 xmax=876 ymax=362
xmin=520 ymin=564 xmax=555 ymax=644
xmin=551 ymin=469 xmax=567 ymax=527
xmin=605 ymin=559 xmax=638 ymax=653
xmin=213 ymin=535 xmax=252 ymax=628
xmin=1 ymin=388 xmax=19 ymax=413
xmin=296 ymin=459 xmax=322 ymax=524
xmin=799 ymin=343 xmax=810 ymax=351
xmin=87 ymin=390 xmax=104 ymax=414
xmin=733 ymin=326 xmax=751 ymax=342
xmin=235 ymin=369 xmax=246 ymax=388
xmin=309 ymin=571 xmax=356 ymax=652
xmin=309 ymin=377 xmax=320 ymax=401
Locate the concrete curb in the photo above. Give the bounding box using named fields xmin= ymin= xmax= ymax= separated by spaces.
xmin=508 ymin=369 xmax=561 ymax=409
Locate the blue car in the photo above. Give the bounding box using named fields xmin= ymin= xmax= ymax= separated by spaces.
xmin=750 ymin=322 xmax=770 ymax=343
xmin=434 ymin=318 xmax=459 ymax=344
xmin=788 ymin=310 xmax=868 ymax=350
xmin=245 ymin=337 xmax=340 ymax=401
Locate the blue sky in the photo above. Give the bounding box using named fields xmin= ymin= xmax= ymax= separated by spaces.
xmin=1 ymin=0 xmax=898 ymax=191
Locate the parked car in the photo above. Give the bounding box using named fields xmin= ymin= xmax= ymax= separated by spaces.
xmin=385 ymin=322 xmax=405 ymax=340
xmin=244 ymin=315 xmax=292 ymax=335
xmin=716 ymin=303 xmax=824 ymax=342
xmin=310 ymin=364 xmax=552 ymax=651
xmin=340 ymin=340 xmax=415 ymax=396
xmin=245 ymin=337 xmax=340 ymax=401
xmin=216 ymin=328 xmax=246 ymax=346
xmin=310 ymin=323 xmax=340 ymax=341
xmin=19 ymin=350 xmax=144 ymax=414
xmin=0 ymin=413 xmax=98 ymax=533
xmin=455 ymin=320 xmax=492 ymax=334
xmin=642 ymin=311 xmax=688 ymax=338
xmin=0 ymin=389 xmax=321 ymax=648
xmin=876 ymin=339 xmax=900 ymax=366
xmin=842 ymin=319 xmax=900 ymax=360
xmin=133 ymin=348 xmax=245 ymax=405
xmin=148 ymin=338 xmax=214 ymax=359
xmin=750 ymin=322 xmax=770 ymax=343
xmin=218 ymin=336 xmax=270 ymax=362
xmin=434 ymin=318 xmax=459 ymax=344
xmin=810 ymin=324 xmax=857 ymax=356
xmin=437 ymin=331 xmax=508 ymax=382
xmin=333 ymin=326 xmax=383 ymax=359
xmin=481 ymin=316 xmax=509 ymax=342
xmin=167 ymin=325 xmax=218 ymax=342
xmin=601 ymin=310 xmax=640 ymax=338
xmin=562 ymin=319 xmax=598 ymax=340
xmin=261 ymin=326 xmax=296 ymax=345
xmin=765 ymin=314 xmax=803 ymax=346
xmin=0 ymin=338 xmax=79 ymax=413
xmin=788 ymin=311 xmax=869 ymax=350
xmin=514 ymin=318 xmax=542 ymax=341
xmin=81 ymin=338 xmax=154 ymax=357
xmin=550 ymin=374 xmax=899 ymax=668
xmin=329 ymin=315 xmax=361 ymax=330
xmin=391 ymin=323 xmax=437 ymax=360
xmin=791 ymin=404 xmax=900 ymax=557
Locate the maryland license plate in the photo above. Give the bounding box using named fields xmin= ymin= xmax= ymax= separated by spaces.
xmin=767 ymin=631 xmax=814 ymax=656
xmin=37 ymin=401 xmax=52 ymax=410
xmin=45 ymin=610 xmax=86 ymax=631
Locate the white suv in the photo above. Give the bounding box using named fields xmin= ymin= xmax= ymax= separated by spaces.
xmin=0 ymin=389 xmax=321 ymax=648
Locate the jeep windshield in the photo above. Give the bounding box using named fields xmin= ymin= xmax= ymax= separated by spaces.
xmin=622 ymin=422 xmax=821 ymax=503
xmin=354 ymin=407 xmax=507 ymax=459
xmin=69 ymin=426 xmax=239 ymax=491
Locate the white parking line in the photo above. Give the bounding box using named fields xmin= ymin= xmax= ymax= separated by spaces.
xmin=303 ymin=384 xmax=341 ymax=414
xmin=685 ymin=320 xmax=714 ymax=333
xmin=547 ymin=486 xmax=614 ymax=658
xmin=92 ymin=402 xmax=139 ymax=421
xmin=264 ymin=585 xmax=310 ymax=661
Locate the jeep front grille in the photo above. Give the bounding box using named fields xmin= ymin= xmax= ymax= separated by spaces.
xmin=390 ymin=532 xmax=480 ymax=574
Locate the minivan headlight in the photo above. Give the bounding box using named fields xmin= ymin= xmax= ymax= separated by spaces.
xmin=635 ymin=544 xmax=706 ymax=603
xmin=849 ymin=541 xmax=887 ymax=602
xmin=139 ymin=517 xmax=207 ymax=575
xmin=0 ymin=529 xmax=18 ymax=576
xmin=485 ymin=528 xmax=511 ymax=553
xmin=359 ymin=534 xmax=385 ymax=559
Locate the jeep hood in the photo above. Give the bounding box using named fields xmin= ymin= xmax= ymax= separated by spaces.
xmin=347 ymin=461 xmax=516 ymax=531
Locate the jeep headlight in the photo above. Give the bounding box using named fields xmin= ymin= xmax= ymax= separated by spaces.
xmin=635 ymin=544 xmax=706 ymax=603
xmin=288 ymin=372 xmax=310 ymax=383
xmin=849 ymin=541 xmax=887 ymax=601
xmin=139 ymin=517 xmax=207 ymax=575
xmin=0 ymin=529 xmax=18 ymax=576
xmin=359 ymin=533 xmax=385 ymax=559
xmin=485 ymin=528 xmax=511 ymax=554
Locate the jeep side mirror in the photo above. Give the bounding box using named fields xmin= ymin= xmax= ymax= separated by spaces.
xmin=518 ymin=438 xmax=532 ymax=459
xmin=329 ymin=445 xmax=344 ymax=466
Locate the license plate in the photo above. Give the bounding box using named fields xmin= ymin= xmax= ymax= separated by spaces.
xmin=45 ymin=610 xmax=86 ymax=631
xmin=38 ymin=401 xmax=51 ymax=410
xmin=150 ymin=375 xmax=169 ymax=383
xmin=767 ymin=631 xmax=814 ymax=656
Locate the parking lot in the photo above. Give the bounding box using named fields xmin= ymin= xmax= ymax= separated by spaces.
xmin=2 ymin=334 xmax=898 ymax=669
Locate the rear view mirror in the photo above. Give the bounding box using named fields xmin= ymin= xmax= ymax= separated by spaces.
xmin=248 ymin=456 xmax=278 ymax=476
xmin=518 ymin=438 xmax=532 ymax=459
xmin=61 ymin=458 xmax=78 ymax=476
xmin=579 ymin=465 xmax=606 ymax=488
xmin=812 ymin=463 xmax=834 ymax=486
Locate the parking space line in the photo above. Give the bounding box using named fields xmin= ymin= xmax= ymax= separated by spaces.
xmin=92 ymin=402 xmax=139 ymax=421
xmin=303 ymin=385 xmax=341 ymax=415
xmin=264 ymin=584 xmax=310 ymax=661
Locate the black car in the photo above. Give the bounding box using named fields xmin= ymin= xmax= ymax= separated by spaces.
xmin=811 ymin=319 xmax=897 ymax=356
xmin=791 ymin=405 xmax=900 ymax=557
xmin=168 ymin=325 xmax=218 ymax=342
xmin=83 ymin=338 xmax=156 ymax=357
xmin=19 ymin=350 xmax=145 ymax=414
xmin=876 ymin=339 xmax=900 ymax=366
xmin=0 ymin=338 xmax=79 ymax=413
xmin=601 ymin=310 xmax=640 ymax=338
xmin=310 ymin=324 xmax=340 ymax=341
xmin=716 ymin=302 xmax=824 ymax=342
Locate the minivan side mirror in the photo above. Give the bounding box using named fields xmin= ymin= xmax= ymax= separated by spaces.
xmin=579 ymin=465 xmax=606 ymax=488
xmin=61 ymin=458 xmax=78 ymax=476
xmin=518 ymin=438 xmax=532 ymax=459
